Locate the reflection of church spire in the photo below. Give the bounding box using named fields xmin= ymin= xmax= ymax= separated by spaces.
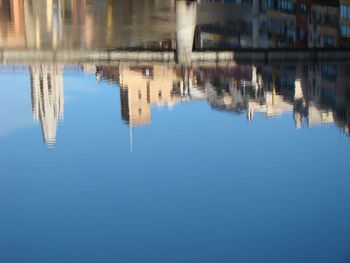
xmin=129 ymin=125 xmax=133 ymax=153
xmin=30 ymin=64 xmax=64 ymax=147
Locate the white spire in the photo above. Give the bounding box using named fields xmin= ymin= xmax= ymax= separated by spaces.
xmin=30 ymin=64 xmax=64 ymax=148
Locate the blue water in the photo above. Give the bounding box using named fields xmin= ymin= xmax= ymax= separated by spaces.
xmin=0 ymin=67 xmax=350 ymax=263
xmin=1 ymin=0 xmax=350 ymax=261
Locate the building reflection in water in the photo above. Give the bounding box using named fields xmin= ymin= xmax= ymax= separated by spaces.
xmin=2 ymin=0 xmax=350 ymax=146
xmin=114 ymin=62 xmax=350 ymax=135
xmin=15 ymin=60 xmax=349 ymax=147
xmin=98 ymin=65 xmax=206 ymax=127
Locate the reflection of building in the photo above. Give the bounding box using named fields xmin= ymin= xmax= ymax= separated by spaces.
xmin=247 ymin=91 xmax=294 ymax=119
xmin=195 ymin=61 xmax=350 ymax=135
xmin=96 ymin=64 xmax=207 ymax=126
xmin=30 ymin=65 xmax=64 ymax=147
xmin=3 ymin=60 xmax=350 ymax=146
xmin=118 ymin=65 xmax=204 ymax=126
xmin=196 ymin=66 xmax=252 ymax=113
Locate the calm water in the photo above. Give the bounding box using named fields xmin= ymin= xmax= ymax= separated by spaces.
xmin=1 ymin=1 xmax=350 ymax=263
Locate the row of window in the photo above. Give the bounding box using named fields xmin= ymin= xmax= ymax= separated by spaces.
xmin=267 ymin=0 xmax=296 ymax=12
xmin=265 ymin=2 xmax=350 ymax=22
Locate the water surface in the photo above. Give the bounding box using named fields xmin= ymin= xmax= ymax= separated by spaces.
xmin=1 ymin=1 xmax=350 ymax=263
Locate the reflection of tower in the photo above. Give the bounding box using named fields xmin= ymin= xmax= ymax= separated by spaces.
xmin=294 ymin=78 xmax=305 ymax=128
xmin=30 ymin=65 xmax=64 ymax=147
xmin=176 ymin=0 xmax=197 ymax=65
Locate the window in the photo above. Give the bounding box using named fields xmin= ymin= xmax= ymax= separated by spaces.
xmin=299 ymin=29 xmax=306 ymax=41
xmin=267 ymin=0 xmax=273 ymax=9
xmin=341 ymin=25 xmax=350 ymax=37
xmin=341 ymin=5 xmax=350 ymax=20
xmin=279 ymin=0 xmax=294 ymax=12
xmin=313 ymin=11 xmax=322 ymax=23
xmin=138 ymin=90 xmax=142 ymax=100
xmin=299 ymin=3 xmax=307 ymax=14
xmin=323 ymin=35 xmax=335 ymax=47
